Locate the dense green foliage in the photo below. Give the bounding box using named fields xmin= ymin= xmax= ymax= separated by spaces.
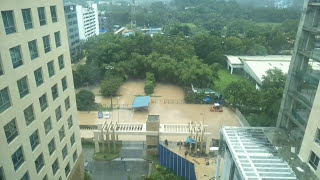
xmin=144 ymin=72 xmax=156 ymax=94
xmin=83 ymin=33 xmax=218 ymax=88
xmin=96 ymin=0 xmax=300 ymax=30
xmin=223 ymin=68 xmax=287 ymax=126
xmin=76 ymin=90 xmax=96 ymax=111
xmin=73 ymin=64 xmax=103 ymax=88
xmin=144 ymin=164 xmax=184 ymax=180
xmin=100 ymin=76 xmax=124 ymax=97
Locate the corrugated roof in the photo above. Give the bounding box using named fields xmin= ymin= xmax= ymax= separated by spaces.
xmin=132 ymin=96 xmax=150 ymax=108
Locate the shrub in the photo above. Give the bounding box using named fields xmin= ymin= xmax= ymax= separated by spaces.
xmin=144 ymin=72 xmax=155 ymax=94
xmin=144 ymin=81 xmax=155 ymax=94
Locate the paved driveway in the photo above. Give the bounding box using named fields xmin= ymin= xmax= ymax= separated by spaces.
xmin=83 ymin=141 xmax=149 ymax=180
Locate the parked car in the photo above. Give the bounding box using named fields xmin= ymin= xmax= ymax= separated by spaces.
xmin=98 ymin=111 xmax=103 ymax=119
xmin=104 ymin=112 xmax=111 ymax=119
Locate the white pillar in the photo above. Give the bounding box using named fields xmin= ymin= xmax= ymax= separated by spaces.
xmin=231 ymin=67 xmax=234 ymax=74
xmin=94 ymin=131 xmax=100 ymax=153
xmin=205 ymin=136 xmax=210 ymax=154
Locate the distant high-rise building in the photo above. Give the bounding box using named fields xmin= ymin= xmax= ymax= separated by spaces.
xmin=98 ymin=11 xmax=108 ymax=34
xmin=75 ymin=3 xmax=99 ymax=40
xmin=278 ymin=0 xmax=320 ymax=177
xmin=64 ymin=5 xmax=81 ymax=59
xmin=0 ymin=0 xmax=84 ymax=179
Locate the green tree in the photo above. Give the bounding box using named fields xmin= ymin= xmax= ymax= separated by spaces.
xmin=73 ymin=70 xmax=82 ymax=88
xmin=76 ymin=90 xmax=95 ymax=111
xmin=223 ymin=80 xmax=260 ymax=109
xmin=144 ymin=72 xmax=156 ymax=94
xmin=261 ymin=68 xmax=287 ymax=90
xmin=100 ymin=76 xmax=123 ymax=97
xmin=259 ymin=68 xmax=287 ymax=125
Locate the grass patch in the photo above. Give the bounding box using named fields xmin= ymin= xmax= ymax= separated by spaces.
xmin=92 ymin=143 xmax=122 ymax=161
xmin=93 ymin=152 xmax=119 ymax=161
xmin=214 ymin=69 xmax=246 ymax=93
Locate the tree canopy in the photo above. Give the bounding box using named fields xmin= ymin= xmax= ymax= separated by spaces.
xmin=76 ymin=90 xmax=96 ymax=111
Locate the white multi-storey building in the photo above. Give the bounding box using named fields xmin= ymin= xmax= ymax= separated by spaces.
xmin=75 ymin=3 xmax=99 ymax=40
xmin=0 ymin=0 xmax=84 ymax=179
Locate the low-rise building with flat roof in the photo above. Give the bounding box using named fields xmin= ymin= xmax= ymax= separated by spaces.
xmin=225 ymin=55 xmax=320 ymax=88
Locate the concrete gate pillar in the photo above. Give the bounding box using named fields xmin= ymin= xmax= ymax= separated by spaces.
xmin=205 ymin=136 xmax=211 ymax=154
xmin=94 ymin=131 xmax=100 ymax=153
xmin=146 ymin=115 xmax=160 ymax=149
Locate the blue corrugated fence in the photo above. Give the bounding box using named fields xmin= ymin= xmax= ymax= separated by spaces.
xmin=159 ymin=144 xmax=197 ymax=180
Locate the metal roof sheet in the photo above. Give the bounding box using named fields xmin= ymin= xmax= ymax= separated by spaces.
xmin=221 ymin=127 xmax=297 ymax=180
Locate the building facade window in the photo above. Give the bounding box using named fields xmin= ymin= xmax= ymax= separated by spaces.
xmin=37 ymin=7 xmax=46 ymax=26
xmin=47 ymin=61 xmax=55 ymax=77
xmin=42 ymin=174 xmax=48 ymax=180
xmin=65 ymin=163 xmax=70 ymax=177
xmin=59 ymin=126 xmax=65 ymax=141
xmin=54 ymin=31 xmax=61 ymax=47
xmin=28 ymin=40 xmax=38 ymax=60
xmin=52 ymin=159 xmax=59 ymax=175
xmin=39 ymin=93 xmax=48 ymax=112
xmin=50 ymin=6 xmax=57 ymax=22
xmin=73 ymin=150 xmax=78 ymax=162
xmin=55 ymin=106 xmax=62 ymax=121
xmin=65 ymin=97 xmax=70 ymax=111
xmin=9 ymin=46 xmax=23 ymax=68
xmin=0 ymin=87 xmax=11 ymax=113
xmin=315 ymin=129 xmax=320 ymax=145
xmin=0 ymin=166 xmax=4 ymax=180
xmin=34 ymin=153 xmax=44 ymax=173
xmin=17 ymin=76 xmax=29 ymax=98
xmin=67 ymin=116 xmax=73 ymax=129
xmin=62 ymin=145 xmax=68 ymax=159
xmin=23 ymin=104 xmax=35 ymax=126
xmin=62 ymin=77 xmax=67 ymax=91
xmin=44 ymin=117 xmax=52 ymax=135
xmin=1 ymin=11 xmax=16 ymax=34
xmin=4 ymin=118 xmax=18 ymax=144
xmin=70 ymin=133 xmax=75 ymax=146
xmin=34 ymin=68 xmax=43 ymax=86
xmin=310 ymin=151 xmax=320 ymax=170
xmin=51 ymin=84 xmax=58 ymax=100
xmin=42 ymin=35 xmax=51 ymax=53
xmin=48 ymin=139 xmax=56 ymax=156
xmin=21 ymin=9 xmax=32 ymax=29
xmin=0 ymin=60 xmax=3 ymax=76
xmin=29 ymin=130 xmax=40 ymax=151
xmin=11 ymin=146 xmax=24 ymax=171
xmin=58 ymin=55 xmax=64 ymax=70
xmin=20 ymin=171 xmax=29 ymax=180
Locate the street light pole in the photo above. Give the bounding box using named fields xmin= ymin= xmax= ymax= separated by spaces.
xmin=117 ymin=96 xmax=120 ymax=123
xmin=105 ymin=65 xmax=114 ymax=110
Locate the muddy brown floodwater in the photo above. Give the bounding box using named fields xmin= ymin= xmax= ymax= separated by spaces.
xmin=78 ymin=80 xmax=240 ymax=180
xmin=78 ymin=80 xmax=240 ymax=140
